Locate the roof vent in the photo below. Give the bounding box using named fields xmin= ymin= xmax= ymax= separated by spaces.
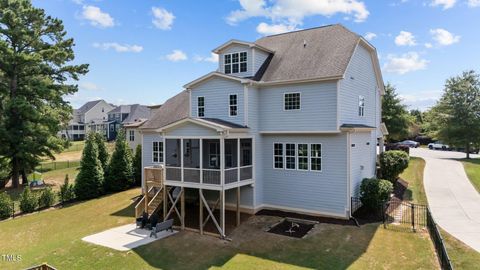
xmin=303 ymin=40 xmax=307 ymax=48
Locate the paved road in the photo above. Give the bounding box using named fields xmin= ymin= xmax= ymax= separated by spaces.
xmin=410 ymin=148 xmax=480 ymax=252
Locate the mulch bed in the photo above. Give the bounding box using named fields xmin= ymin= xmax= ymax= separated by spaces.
xmin=257 ymin=209 xmax=356 ymax=226
xmin=267 ymin=219 xmax=315 ymax=238
xmin=352 ymin=179 xmax=409 ymax=225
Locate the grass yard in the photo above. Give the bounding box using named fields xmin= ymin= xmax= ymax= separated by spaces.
xmin=400 ymin=157 xmax=480 ymax=269
xmin=461 ymin=158 xmax=480 ymax=193
xmin=0 ymin=188 xmax=439 ymax=270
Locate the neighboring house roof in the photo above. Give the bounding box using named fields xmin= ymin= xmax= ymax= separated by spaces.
xmin=123 ymin=104 xmax=150 ymax=124
xmin=140 ymin=91 xmax=190 ymax=130
xmin=124 ymin=119 xmax=148 ymax=128
xmin=254 ymin=24 xmax=360 ymax=83
xmin=76 ymin=100 xmax=104 ymax=115
xmin=108 ymin=105 xmax=131 ymax=114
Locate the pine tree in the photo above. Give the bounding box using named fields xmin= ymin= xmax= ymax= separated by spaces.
xmin=133 ymin=144 xmax=142 ymax=187
xmin=105 ymin=129 xmax=133 ymax=192
xmin=0 ymin=0 xmax=88 ymax=188
xmin=382 ymin=83 xmax=410 ymax=141
xmin=94 ymin=132 xmax=109 ymax=174
xmin=75 ymin=133 xmax=104 ymax=199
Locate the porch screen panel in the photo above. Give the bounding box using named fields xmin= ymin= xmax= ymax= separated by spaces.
xmin=202 ymin=139 xmax=221 ymax=185
xmin=166 ymin=139 xmax=181 ymax=181
xmin=240 ymin=139 xmax=253 ymax=180
xmin=183 ymin=139 xmax=200 ymax=183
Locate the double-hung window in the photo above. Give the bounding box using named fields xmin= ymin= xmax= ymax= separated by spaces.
xmin=229 ymin=94 xmax=238 ymax=116
xmin=285 ymin=143 xmax=296 ymax=169
xmin=358 ymin=95 xmax=365 ymax=117
xmin=224 ymin=52 xmax=247 ymax=74
xmin=129 ymin=130 xmax=134 ymax=141
xmin=284 ymin=93 xmax=301 ymax=110
xmin=153 ymin=141 xmax=164 ymax=163
xmin=310 ymin=144 xmax=322 ymax=171
xmin=273 ymin=143 xmax=284 ymax=169
xmin=197 ymin=96 xmax=205 ymax=117
xmin=297 ymin=144 xmax=309 ymax=170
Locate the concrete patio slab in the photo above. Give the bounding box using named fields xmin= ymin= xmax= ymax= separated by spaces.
xmin=82 ymin=223 xmax=177 ymax=251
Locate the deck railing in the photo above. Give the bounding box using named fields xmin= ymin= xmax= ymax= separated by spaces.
xmin=165 ymin=165 xmax=252 ymax=186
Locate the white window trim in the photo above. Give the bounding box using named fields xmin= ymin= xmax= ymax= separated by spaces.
xmin=197 ymin=96 xmax=205 ymax=118
xmin=224 ymin=51 xmax=248 ymax=74
xmin=297 ymin=143 xmax=309 ymax=171
xmin=152 ymin=141 xmax=164 ymax=164
xmin=310 ymin=143 xmax=322 ymax=172
xmin=283 ymin=92 xmax=301 ymax=111
xmin=285 ymin=143 xmax=297 ymax=170
xmin=228 ymin=93 xmax=238 ymax=117
xmin=129 ymin=130 xmax=135 ymax=142
xmin=273 ymin=142 xmax=284 ymax=170
xmin=358 ymin=95 xmax=365 ymax=117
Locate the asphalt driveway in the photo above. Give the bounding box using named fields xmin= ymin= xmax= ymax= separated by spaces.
xmin=411 ymin=148 xmax=480 ymax=252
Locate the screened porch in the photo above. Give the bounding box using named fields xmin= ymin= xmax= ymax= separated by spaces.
xmin=164 ymin=138 xmax=253 ymax=188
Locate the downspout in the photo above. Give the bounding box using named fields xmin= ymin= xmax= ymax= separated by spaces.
xmin=347 ymin=131 xmax=352 ymax=218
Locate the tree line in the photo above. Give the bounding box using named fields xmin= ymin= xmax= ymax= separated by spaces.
xmin=383 ymin=70 xmax=480 ymax=159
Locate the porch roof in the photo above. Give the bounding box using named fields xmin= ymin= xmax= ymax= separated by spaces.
xmin=157 ymin=117 xmax=249 ymax=133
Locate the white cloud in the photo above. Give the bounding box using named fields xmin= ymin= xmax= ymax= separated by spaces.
xmin=152 ymin=7 xmax=175 ymax=30
xmin=93 ymin=42 xmax=143 ymax=53
xmin=394 ymin=31 xmax=416 ymax=46
xmin=430 ymin=28 xmax=460 ymax=46
xmin=72 ymin=0 xmax=84 ymax=4
xmin=226 ymin=0 xmax=370 ymax=29
xmin=256 ymin=22 xmax=297 ymax=35
xmin=468 ymin=0 xmax=480 ymax=7
xmin=430 ymin=0 xmax=456 ymax=9
xmin=383 ymin=52 xmax=428 ymax=75
xmin=364 ymin=32 xmax=377 ymax=41
xmin=79 ymin=82 xmax=101 ymax=91
xmin=194 ymin=53 xmax=219 ymax=63
xmin=424 ymin=42 xmax=433 ymax=48
xmin=82 ymin=5 xmax=115 ymax=28
xmin=166 ymin=50 xmax=188 ymax=62
xmin=399 ymin=90 xmax=442 ymax=110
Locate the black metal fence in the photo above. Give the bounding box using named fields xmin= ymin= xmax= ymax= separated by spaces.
xmin=36 ymin=160 xmax=80 ymax=172
xmin=351 ymin=197 xmax=453 ymax=270
xmin=427 ymin=208 xmax=453 ymax=270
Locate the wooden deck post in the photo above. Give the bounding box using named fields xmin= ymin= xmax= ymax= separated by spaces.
xmin=236 ymin=187 xmax=240 ymax=227
xmin=220 ymin=189 xmax=225 ymax=238
xmin=163 ymin=184 xmax=167 ymax=221
xmin=199 ymin=189 xmax=204 ymax=235
xmin=144 ymin=168 xmax=148 ymax=213
xmin=181 ymin=187 xmax=185 ymax=230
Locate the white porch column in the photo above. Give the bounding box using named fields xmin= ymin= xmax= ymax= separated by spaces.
xmin=180 ymin=139 xmax=184 ymax=182
xmin=220 ymin=137 xmax=225 ymax=186
xmin=237 ymin=138 xmax=240 ymax=182
xmin=200 ymin=138 xmax=203 ymax=184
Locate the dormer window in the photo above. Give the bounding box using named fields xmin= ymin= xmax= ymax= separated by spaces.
xmin=224 ymin=52 xmax=247 ymax=74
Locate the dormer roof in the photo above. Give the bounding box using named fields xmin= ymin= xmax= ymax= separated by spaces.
xmin=212 ymin=39 xmax=274 ymax=54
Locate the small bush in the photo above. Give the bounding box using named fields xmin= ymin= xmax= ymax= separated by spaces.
xmin=133 ymin=144 xmax=142 ymax=187
xmin=0 ymin=192 xmax=13 ymax=219
xmin=19 ymin=187 xmax=38 ymax=213
xmin=38 ymin=187 xmax=56 ymax=208
xmin=379 ymin=150 xmax=409 ymax=183
xmin=58 ymin=174 xmax=75 ymax=203
xmin=360 ymin=178 xmax=393 ymax=210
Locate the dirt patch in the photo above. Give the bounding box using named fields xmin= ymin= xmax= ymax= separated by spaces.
xmin=393 ymin=178 xmax=408 ymax=200
xmin=256 ymin=209 xmax=355 ymax=226
xmin=267 ymin=218 xmax=315 ymax=238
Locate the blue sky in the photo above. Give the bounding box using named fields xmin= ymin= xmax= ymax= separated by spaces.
xmin=33 ymin=0 xmax=480 ymax=110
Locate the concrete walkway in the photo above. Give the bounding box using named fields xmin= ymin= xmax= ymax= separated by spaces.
xmin=82 ymin=223 xmax=177 ymax=251
xmin=411 ymin=148 xmax=480 ymax=252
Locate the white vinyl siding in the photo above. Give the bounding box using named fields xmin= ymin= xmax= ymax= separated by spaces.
xmin=153 ymin=141 xmax=164 ymax=163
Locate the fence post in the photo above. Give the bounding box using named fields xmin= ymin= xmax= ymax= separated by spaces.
xmin=383 ymin=201 xmax=387 ymax=229
xmin=411 ymin=204 xmax=415 ymax=232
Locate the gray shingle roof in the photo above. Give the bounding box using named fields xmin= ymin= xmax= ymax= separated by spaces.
xmin=76 ymin=100 xmax=103 ymax=114
xmin=123 ymin=104 xmax=150 ymax=124
xmin=140 ymin=91 xmax=190 ymax=129
xmin=254 ymin=24 xmax=360 ymax=82
xmin=201 ymin=118 xmax=247 ymax=129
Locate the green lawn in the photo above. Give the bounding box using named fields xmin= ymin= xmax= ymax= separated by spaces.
xmin=461 ymin=158 xmax=480 ymax=193
xmin=0 ymin=188 xmax=439 ymax=270
xmin=400 ymin=157 xmax=480 ymax=269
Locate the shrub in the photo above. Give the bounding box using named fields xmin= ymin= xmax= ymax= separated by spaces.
xmin=0 ymin=192 xmax=13 ymax=219
xmin=75 ymin=133 xmax=104 ymax=200
xmin=94 ymin=132 xmax=109 ymax=174
xmin=360 ymin=178 xmax=393 ymax=210
xmin=0 ymin=157 xmax=10 ymax=189
xmin=133 ymin=144 xmax=142 ymax=187
xmin=38 ymin=187 xmax=56 ymax=208
xmin=19 ymin=187 xmax=38 ymax=213
xmin=379 ymin=150 xmax=409 ymax=183
xmin=105 ymin=129 xmax=133 ymax=192
xmin=59 ymin=174 xmax=75 ymax=203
